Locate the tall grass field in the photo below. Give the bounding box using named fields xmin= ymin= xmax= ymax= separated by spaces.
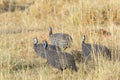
xmin=0 ymin=0 xmax=120 ymax=80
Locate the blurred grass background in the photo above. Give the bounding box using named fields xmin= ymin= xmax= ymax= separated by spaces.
xmin=0 ymin=0 xmax=120 ymax=80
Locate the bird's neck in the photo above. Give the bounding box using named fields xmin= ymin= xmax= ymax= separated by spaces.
xmin=82 ymin=41 xmax=85 ymax=44
xmin=34 ymin=44 xmax=37 ymax=46
xmin=49 ymin=30 xmax=53 ymax=36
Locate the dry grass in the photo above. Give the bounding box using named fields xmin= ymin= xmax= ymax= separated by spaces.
xmin=0 ymin=0 xmax=120 ymax=80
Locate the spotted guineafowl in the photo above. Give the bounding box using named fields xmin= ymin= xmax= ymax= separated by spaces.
xmin=82 ymin=35 xmax=111 ymax=60
xmin=48 ymin=27 xmax=72 ymax=50
xmin=33 ymin=38 xmax=61 ymax=58
xmin=43 ymin=41 xmax=77 ymax=72
xmin=34 ymin=38 xmax=46 ymax=58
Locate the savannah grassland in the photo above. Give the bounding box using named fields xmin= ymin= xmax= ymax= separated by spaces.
xmin=0 ymin=0 xmax=120 ymax=80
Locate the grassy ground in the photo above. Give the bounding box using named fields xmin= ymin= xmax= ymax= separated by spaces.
xmin=0 ymin=0 xmax=120 ymax=80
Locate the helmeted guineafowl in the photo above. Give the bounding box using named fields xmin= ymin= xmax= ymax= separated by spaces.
xmin=82 ymin=35 xmax=111 ymax=60
xmin=34 ymin=38 xmax=46 ymax=58
xmin=43 ymin=41 xmax=77 ymax=72
xmin=48 ymin=27 xmax=72 ymax=50
xmin=33 ymin=38 xmax=61 ymax=59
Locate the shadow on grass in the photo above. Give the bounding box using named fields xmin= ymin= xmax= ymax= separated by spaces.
xmin=9 ymin=58 xmax=47 ymax=73
xmin=71 ymin=50 xmax=84 ymax=63
xmin=0 ymin=1 xmax=34 ymax=13
xmin=10 ymin=62 xmax=36 ymax=72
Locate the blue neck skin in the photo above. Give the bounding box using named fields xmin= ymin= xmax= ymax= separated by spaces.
xmin=43 ymin=41 xmax=48 ymax=49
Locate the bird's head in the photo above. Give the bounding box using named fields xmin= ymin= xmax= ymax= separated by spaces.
xmin=34 ymin=38 xmax=38 ymax=45
xmin=82 ymin=35 xmax=86 ymax=43
xmin=48 ymin=27 xmax=53 ymax=35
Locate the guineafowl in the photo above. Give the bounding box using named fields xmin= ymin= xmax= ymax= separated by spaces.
xmin=33 ymin=38 xmax=61 ymax=59
xmin=82 ymin=35 xmax=111 ymax=60
xmin=33 ymin=38 xmax=46 ymax=58
xmin=43 ymin=41 xmax=77 ymax=72
xmin=48 ymin=27 xmax=72 ymax=50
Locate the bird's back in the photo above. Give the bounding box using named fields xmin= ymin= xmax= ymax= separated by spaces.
xmin=45 ymin=49 xmax=77 ymax=71
xmin=46 ymin=44 xmax=61 ymax=51
xmin=50 ymin=33 xmax=72 ymax=49
xmin=82 ymin=42 xmax=111 ymax=60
